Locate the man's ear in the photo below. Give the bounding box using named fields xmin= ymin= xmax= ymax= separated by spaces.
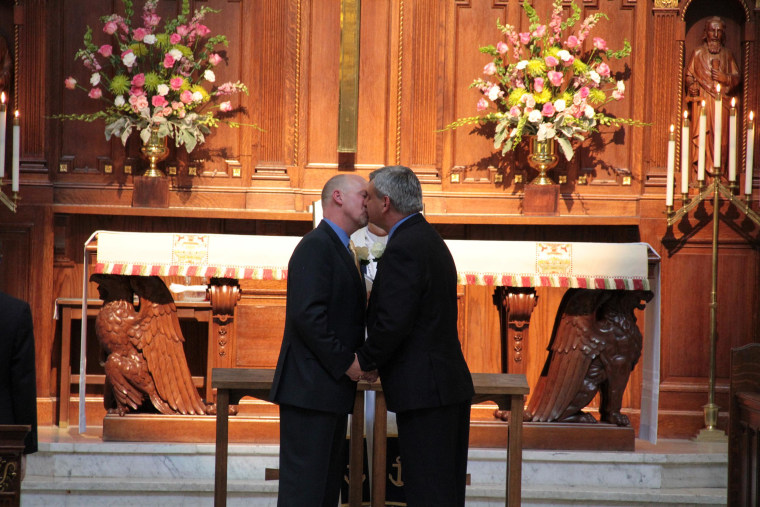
xmin=332 ymin=189 xmax=343 ymax=206
xmin=382 ymin=195 xmax=391 ymax=212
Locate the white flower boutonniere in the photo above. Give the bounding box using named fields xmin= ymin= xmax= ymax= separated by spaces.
xmin=354 ymin=246 xmax=371 ymax=266
xmin=370 ymin=241 xmax=386 ymax=260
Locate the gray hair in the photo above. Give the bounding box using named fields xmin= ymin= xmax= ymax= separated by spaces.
xmin=369 ymin=166 xmax=423 ymax=215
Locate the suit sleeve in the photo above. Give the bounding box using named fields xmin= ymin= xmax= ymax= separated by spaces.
xmin=12 ymin=302 xmax=37 ymax=454
xmin=288 ymin=238 xmax=356 ymax=380
xmin=357 ymin=243 xmax=421 ymax=371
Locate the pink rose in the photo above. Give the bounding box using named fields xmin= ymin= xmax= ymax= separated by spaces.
xmin=566 ymin=35 xmax=579 ymax=48
xmin=496 ymin=41 xmax=508 ymax=55
xmin=98 ymin=45 xmax=113 ymax=58
xmin=612 ymin=90 xmax=624 ymax=100
xmin=593 ymin=37 xmax=607 ymax=51
xmin=544 ymin=56 xmax=558 ymax=67
xmin=151 ymin=95 xmax=168 ymax=108
xmin=476 ymin=98 xmax=489 ymax=111
xmin=170 ymin=33 xmax=182 ymax=45
xmin=524 ymin=95 xmax=536 ymax=109
xmin=163 ymin=53 xmax=176 ymax=68
xmin=532 ymin=25 xmax=546 ymax=38
xmin=88 ymin=87 xmax=102 ymax=99
xmin=597 ymin=62 xmax=610 ymax=77
xmin=194 ymin=24 xmax=211 ymax=37
xmin=562 ymin=54 xmax=575 ymax=66
xmin=143 ymin=13 xmax=160 ymax=27
xmin=219 ymin=101 xmax=233 ymax=112
xmin=131 ymin=73 xmax=146 ymax=87
xmin=64 ymin=77 xmax=77 ymax=89
xmin=171 ymin=101 xmax=183 ymax=110
xmin=103 ymin=21 xmax=118 ymax=34
xmin=130 ymin=86 xmax=145 ymax=97
xmin=483 ymin=62 xmax=497 ymax=76
xmin=133 ymin=28 xmax=148 ymax=42
xmin=170 ymin=77 xmax=184 ymax=90
xmin=176 ymin=25 xmax=190 ymax=36
xmin=209 ymin=53 xmax=223 ymax=66
xmin=541 ymin=102 xmax=555 ymax=116
xmin=509 ymin=105 xmax=521 ymax=117
xmin=547 ymin=70 xmax=563 ymax=87
xmin=579 ymin=86 xmax=590 ymax=99
xmin=533 ymin=77 xmax=544 ymax=93
xmin=180 ymin=90 xmax=193 ymax=104
xmin=519 ymin=32 xmax=531 ymax=45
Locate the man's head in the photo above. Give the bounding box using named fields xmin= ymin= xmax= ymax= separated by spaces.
xmin=366 ymin=166 xmax=422 ymax=230
xmin=321 ymin=174 xmax=368 ymax=235
xmin=703 ymin=16 xmax=725 ymax=54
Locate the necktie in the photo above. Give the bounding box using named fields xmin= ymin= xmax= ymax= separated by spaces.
xmin=348 ymin=240 xmax=361 ymax=274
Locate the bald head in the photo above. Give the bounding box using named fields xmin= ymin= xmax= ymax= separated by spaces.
xmin=321 ymin=174 xmax=369 ymax=236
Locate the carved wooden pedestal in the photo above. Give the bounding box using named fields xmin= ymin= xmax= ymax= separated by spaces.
xmin=522 ymin=184 xmax=559 ymax=215
xmin=0 ymin=425 xmax=30 ymax=507
xmin=132 ymin=176 xmax=169 ymax=208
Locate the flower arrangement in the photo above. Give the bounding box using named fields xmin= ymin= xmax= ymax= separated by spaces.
xmin=57 ymin=0 xmax=253 ymax=153
xmin=446 ymin=0 xmax=645 ymax=161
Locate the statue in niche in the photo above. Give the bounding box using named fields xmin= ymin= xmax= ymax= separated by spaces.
xmin=0 ymin=34 xmax=10 ymax=95
xmin=684 ymin=16 xmax=740 ymax=171
xmin=90 ymin=274 xmax=208 ymax=416
xmin=524 ymin=289 xmax=653 ymax=426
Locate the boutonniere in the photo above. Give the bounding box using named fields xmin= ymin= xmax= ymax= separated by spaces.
xmin=370 ymin=241 xmax=386 ymax=261
xmin=354 ymin=245 xmax=371 ymax=266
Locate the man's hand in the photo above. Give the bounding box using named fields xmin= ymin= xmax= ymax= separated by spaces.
xmin=345 ymin=354 xmax=379 ymax=382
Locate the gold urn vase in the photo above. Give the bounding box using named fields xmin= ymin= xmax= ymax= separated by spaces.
xmin=140 ymin=126 xmax=170 ymax=177
xmin=527 ymin=136 xmax=559 ymax=185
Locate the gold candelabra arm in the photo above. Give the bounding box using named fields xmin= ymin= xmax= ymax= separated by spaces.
xmin=0 ymin=188 xmax=18 ymax=212
xmin=716 ymin=182 xmax=760 ymax=227
xmin=667 ymin=182 xmax=715 ymax=227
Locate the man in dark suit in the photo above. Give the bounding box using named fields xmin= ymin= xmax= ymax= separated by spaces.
xmin=270 ymin=173 xmax=374 ymax=506
xmin=0 ymin=290 xmax=38 ymax=475
xmin=348 ymin=165 xmax=474 ymax=506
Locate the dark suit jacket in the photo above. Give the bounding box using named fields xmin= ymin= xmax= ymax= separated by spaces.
xmin=270 ymin=220 xmax=367 ymax=414
xmin=0 ymin=292 xmax=38 ymax=454
xmin=357 ymin=213 xmax=474 ymax=413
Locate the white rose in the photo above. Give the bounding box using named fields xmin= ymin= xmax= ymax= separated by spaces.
xmin=589 ymin=70 xmax=601 ymax=84
xmin=157 ymin=84 xmax=170 ymax=96
xmin=557 ymin=50 xmax=571 ymax=62
xmin=169 ymin=49 xmax=183 ymax=60
xmin=192 ymin=91 xmax=204 ymax=103
xmin=122 ymin=52 xmax=137 ymax=68
xmin=114 ymin=95 xmax=125 ymax=107
xmin=143 ymin=34 xmax=156 ymax=45
xmin=370 ymin=241 xmax=386 ymax=259
xmin=584 ymin=105 xmax=595 ymax=118
xmin=554 ymin=99 xmax=566 ymax=112
xmin=204 ymin=69 xmax=216 ymax=83
xmin=617 ymin=80 xmax=625 ymax=93
xmin=487 ymin=84 xmax=501 ymax=102
xmin=516 ymin=60 xmax=529 ymax=70
xmin=528 ymin=110 xmax=542 ymax=123
xmin=90 ymin=73 xmax=101 ymax=86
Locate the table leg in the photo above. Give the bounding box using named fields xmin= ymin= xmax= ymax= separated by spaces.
xmin=506 ymin=395 xmax=523 ymax=507
xmin=214 ymin=388 xmax=230 ymax=507
xmin=58 ymin=307 xmax=72 ymax=428
xmin=349 ymin=390 xmax=365 ymax=507
xmin=371 ymin=392 xmax=387 ymax=507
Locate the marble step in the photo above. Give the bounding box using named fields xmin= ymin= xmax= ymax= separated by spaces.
xmin=21 ymin=440 xmax=727 ymax=506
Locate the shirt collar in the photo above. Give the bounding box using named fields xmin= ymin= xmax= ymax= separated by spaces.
xmin=388 ymin=213 xmax=418 ymax=239
xmin=323 ymin=218 xmax=351 ymax=248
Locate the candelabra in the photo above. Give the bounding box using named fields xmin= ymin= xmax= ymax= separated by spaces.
xmin=666 ymin=161 xmax=759 ymax=443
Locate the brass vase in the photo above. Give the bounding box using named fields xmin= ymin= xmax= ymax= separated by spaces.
xmin=140 ymin=126 xmax=170 ymax=177
xmin=527 ymin=136 xmax=559 ymax=185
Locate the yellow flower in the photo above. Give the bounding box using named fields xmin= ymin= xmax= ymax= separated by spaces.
xmin=533 ymin=88 xmax=552 ymax=104
xmin=508 ymin=88 xmax=528 ymax=106
xmin=526 ymin=58 xmax=547 ymax=77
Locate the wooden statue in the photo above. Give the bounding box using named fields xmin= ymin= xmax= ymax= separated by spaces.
xmin=90 ymin=274 xmax=207 ymax=416
xmin=525 ymin=289 xmax=653 ymax=426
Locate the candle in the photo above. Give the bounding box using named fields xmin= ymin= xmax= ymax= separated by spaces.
xmin=747 ymin=111 xmax=755 ymax=197
xmin=698 ymin=101 xmax=706 ymax=181
xmin=666 ymin=125 xmax=675 ymax=207
xmin=713 ymin=84 xmax=722 ymax=168
xmin=681 ymin=110 xmax=690 ymax=194
xmin=728 ymin=98 xmax=737 ymax=182
xmin=11 ymin=111 xmax=19 ymax=193
xmin=0 ymin=92 xmax=6 ymax=179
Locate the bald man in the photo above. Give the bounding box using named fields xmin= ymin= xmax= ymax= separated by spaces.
xmin=270 ymin=174 xmax=372 ymax=506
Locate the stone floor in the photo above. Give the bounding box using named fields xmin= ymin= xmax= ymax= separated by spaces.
xmin=20 ymin=426 xmax=728 ymax=506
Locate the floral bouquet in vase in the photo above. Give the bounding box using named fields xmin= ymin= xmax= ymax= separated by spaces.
xmin=57 ymin=0 xmax=254 ymax=159
xmin=446 ymin=0 xmax=645 ymax=163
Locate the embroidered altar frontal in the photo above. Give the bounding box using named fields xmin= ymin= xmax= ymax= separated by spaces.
xmin=92 ymin=231 xmax=649 ymax=290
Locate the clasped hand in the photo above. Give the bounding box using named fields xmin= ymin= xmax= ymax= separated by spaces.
xmin=346 ymin=354 xmax=378 ymax=383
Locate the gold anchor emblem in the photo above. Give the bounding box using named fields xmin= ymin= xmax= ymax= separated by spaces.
xmin=388 ymin=456 xmax=404 ymax=487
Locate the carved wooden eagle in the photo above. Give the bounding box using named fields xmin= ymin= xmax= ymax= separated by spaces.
xmin=525 ymin=288 xmax=653 ymax=426
xmin=90 ymin=274 xmax=207 ymax=416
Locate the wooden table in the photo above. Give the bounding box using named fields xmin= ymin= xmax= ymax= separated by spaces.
xmin=212 ymin=368 xmax=529 ymax=506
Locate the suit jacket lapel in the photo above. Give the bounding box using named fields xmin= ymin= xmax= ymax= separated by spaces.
xmin=318 ymin=221 xmax=367 ymax=301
